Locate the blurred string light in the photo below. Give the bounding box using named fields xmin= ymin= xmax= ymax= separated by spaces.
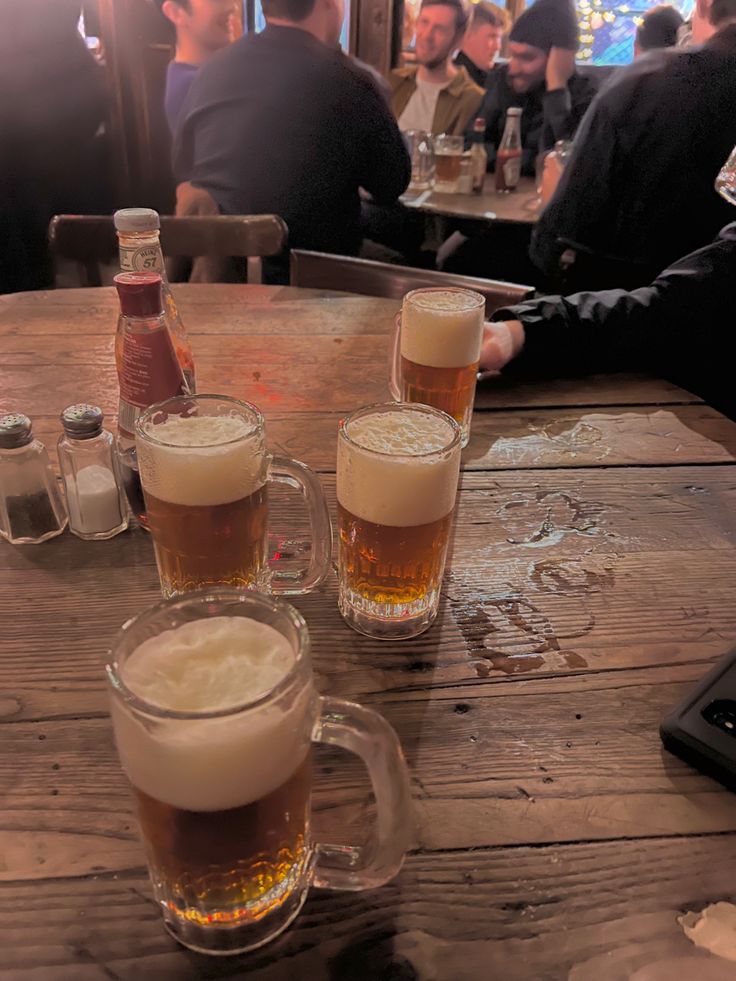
xmin=575 ymin=0 xmax=694 ymax=65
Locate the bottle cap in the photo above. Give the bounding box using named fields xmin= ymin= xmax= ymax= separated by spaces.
xmin=114 ymin=272 xmax=164 ymax=318
xmin=113 ymin=208 xmax=160 ymax=233
xmin=507 ymin=107 xmax=522 ymax=116
xmin=60 ymin=404 xmax=104 ymax=440
xmin=0 ymin=413 xmax=33 ymax=449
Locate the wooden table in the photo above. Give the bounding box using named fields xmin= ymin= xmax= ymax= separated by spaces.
xmin=2 ymin=284 xmax=736 ymax=980
xmin=400 ymin=175 xmax=538 ymax=224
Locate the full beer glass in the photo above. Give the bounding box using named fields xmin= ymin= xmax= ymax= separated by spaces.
xmin=433 ymin=134 xmax=464 ymax=191
xmin=135 ymin=395 xmax=331 ymax=597
xmin=107 ymin=588 xmax=412 ymax=955
xmin=337 ymin=402 xmax=461 ymax=639
xmin=390 ymin=287 xmax=485 ymax=447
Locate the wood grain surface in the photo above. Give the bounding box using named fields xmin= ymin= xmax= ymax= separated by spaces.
xmin=401 ymin=175 xmax=539 ymax=224
xmin=1 ymin=285 xmax=735 ymax=980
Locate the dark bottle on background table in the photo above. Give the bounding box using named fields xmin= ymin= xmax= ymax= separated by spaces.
xmin=470 ymin=117 xmax=488 ymax=195
xmin=113 ymin=273 xmax=188 ymax=528
xmin=0 ymin=413 xmax=67 ymax=544
xmin=495 ymin=107 xmax=522 ymax=194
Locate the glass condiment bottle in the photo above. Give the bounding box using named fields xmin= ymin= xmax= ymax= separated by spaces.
xmin=470 ymin=117 xmax=488 ymax=194
xmin=0 ymin=413 xmax=67 ymax=544
xmin=113 ymin=272 xmax=188 ymax=528
xmin=495 ymin=107 xmax=523 ymax=194
xmin=58 ymin=404 xmax=129 ymax=540
xmin=113 ymin=207 xmax=196 ymax=393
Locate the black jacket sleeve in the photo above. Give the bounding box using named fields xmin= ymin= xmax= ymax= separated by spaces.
xmin=493 ymin=223 xmax=736 ymax=415
xmin=354 ymin=71 xmax=411 ymax=204
xmin=530 ymin=95 xmax=620 ymax=278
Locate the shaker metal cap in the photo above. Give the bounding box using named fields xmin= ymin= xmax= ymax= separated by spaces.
xmin=0 ymin=413 xmax=33 ymax=449
xmin=60 ymin=404 xmax=104 ymax=439
xmin=113 ymin=208 xmax=160 ymax=232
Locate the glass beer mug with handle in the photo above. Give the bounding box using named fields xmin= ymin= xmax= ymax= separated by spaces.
xmin=337 ymin=402 xmax=462 ymax=639
xmin=107 ymin=588 xmax=413 ymax=955
xmin=135 ymin=394 xmax=332 ymax=597
xmin=390 ymin=287 xmax=486 ymax=447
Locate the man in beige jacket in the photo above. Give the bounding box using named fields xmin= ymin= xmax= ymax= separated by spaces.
xmin=390 ymin=0 xmax=484 ymax=136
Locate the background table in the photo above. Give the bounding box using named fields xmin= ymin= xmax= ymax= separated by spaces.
xmin=400 ymin=175 xmax=538 ymax=224
xmin=2 ymin=284 xmax=736 ymax=980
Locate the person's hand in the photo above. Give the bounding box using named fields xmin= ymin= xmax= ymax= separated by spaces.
xmin=545 ymin=47 xmax=576 ymax=92
xmin=479 ymin=320 xmax=525 ymax=372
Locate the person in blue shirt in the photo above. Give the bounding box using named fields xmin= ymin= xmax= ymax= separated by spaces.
xmin=155 ymin=0 xmax=239 ymax=134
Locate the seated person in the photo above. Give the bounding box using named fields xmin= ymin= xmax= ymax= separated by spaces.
xmin=454 ymin=1 xmax=509 ymax=88
xmin=480 ymin=221 xmax=736 ymax=421
xmin=156 ymin=0 xmax=238 ymax=134
xmin=390 ymin=0 xmax=484 ymax=136
xmin=469 ymin=0 xmax=596 ymax=175
xmin=173 ymin=0 xmax=410 ymax=281
xmin=531 ymin=0 xmax=736 ymax=292
xmin=634 ymin=5 xmax=685 ymax=56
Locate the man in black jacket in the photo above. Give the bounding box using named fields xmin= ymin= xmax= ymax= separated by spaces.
xmin=531 ymin=0 xmax=736 ymax=292
xmin=480 ymin=222 xmax=736 ymax=420
xmin=468 ymin=0 xmax=596 ymax=175
xmin=173 ymin=0 xmax=410 ymax=279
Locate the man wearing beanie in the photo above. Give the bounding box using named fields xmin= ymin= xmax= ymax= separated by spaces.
xmin=468 ymin=0 xmax=596 ymax=175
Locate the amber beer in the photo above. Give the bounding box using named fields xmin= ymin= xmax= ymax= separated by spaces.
xmin=337 ymin=403 xmax=461 ymax=639
xmin=136 ymin=408 xmax=269 ymax=596
xmin=110 ymin=614 xmax=314 ymax=945
xmin=399 ymin=287 xmax=485 ymax=446
xmin=433 ymin=134 xmax=464 ymax=191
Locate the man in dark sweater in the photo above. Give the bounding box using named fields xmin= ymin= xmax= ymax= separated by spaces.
xmin=480 ymin=221 xmax=736 ymax=421
xmin=531 ymin=0 xmax=736 ymax=292
xmin=173 ymin=0 xmax=410 ymax=276
xmin=468 ymin=0 xmax=597 ymax=175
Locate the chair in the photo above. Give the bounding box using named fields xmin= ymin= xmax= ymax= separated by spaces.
xmin=48 ymin=213 xmax=288 ymax=287
xmin=289 ymin=250 xmax=534 ymax=316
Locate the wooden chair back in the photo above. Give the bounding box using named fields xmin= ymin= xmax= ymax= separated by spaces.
xmin=48 ymin=214 xmax=288 ymax=286
xmin=289 ymin=250 xmax=534 ymax=315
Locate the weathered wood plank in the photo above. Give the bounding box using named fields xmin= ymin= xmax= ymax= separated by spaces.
xmin=14 ymin=404 xmax=736 ymax=473
xmin=0 ymin=284 xmax=700 ymax=408
xmin=3 ymin=669 xmax=735 ymax=869
xmin=2 ymin=469 xmax=735 ymax=702
xmin=0 ymin=835 xmax=734 ymax=980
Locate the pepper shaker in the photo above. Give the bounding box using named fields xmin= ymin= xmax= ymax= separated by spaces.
xmin=58 ymin=404 xmax=129 ymax=540
xmin=0 ymin=413 xmax=67 ymax=544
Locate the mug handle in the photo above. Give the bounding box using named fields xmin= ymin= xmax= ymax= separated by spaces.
xmin=268 ymin=456 xmax=332 ymax=595
xmin=388 ymin=313 xmax=403 ymax=401
xmin=311 ymin=697 xmax=413 ymax=890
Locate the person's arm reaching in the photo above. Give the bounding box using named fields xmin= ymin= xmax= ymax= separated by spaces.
xmin=481 ymin=223 xmax=736 ymax=382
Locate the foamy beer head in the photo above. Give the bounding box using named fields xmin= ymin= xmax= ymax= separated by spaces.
xmin=401 ymin=288 xmax=485 ymax=369
xmin=136 ymin=399 xmax=269 ymax=508
xmin=337 ymin=403 xmax=461 ymax=528
xmin=110 ymin=614 xmax=313 ymax=813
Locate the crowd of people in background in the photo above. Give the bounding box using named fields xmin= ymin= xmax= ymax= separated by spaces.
xmin=2 ymin=0 xmax=735 ymax=417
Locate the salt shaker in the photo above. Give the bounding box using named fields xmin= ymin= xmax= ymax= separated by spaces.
xmin=0 ymin=413 xmax=67 ymax=544
xmin=58 ymin=405 xmax=129 ymax=540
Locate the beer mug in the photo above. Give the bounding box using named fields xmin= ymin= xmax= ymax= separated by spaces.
xmin=405 ymin=129 xmax=435 ymax=191
xmin=433 ymin=133 xmax=464 ymax=192
xmin=135 ymin=394 xmax=332 ymax=597
xmin=107 ymin=588 xmax=413 ymax=955
xmin=337 ymin=402 xmax=461 ymax=639
xmin=390 ymin=287 xmax=485 ymax=446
